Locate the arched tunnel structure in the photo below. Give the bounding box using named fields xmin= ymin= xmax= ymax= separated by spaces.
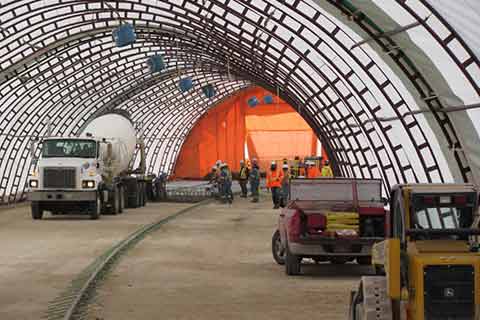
xmin=0 ymin=0 xmax=479 ymax=203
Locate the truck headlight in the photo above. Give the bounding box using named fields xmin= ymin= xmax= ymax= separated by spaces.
xmin=29 ymin=180 xmax=38 ymax=188
xmin=82 ymin=180 xmax=95 ymax=189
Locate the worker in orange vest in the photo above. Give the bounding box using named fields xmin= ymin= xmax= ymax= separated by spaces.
xmin=306 ymin=161 xmax=321 ymax=178
xmin=267 ymin=161 xmax=284 ymax=209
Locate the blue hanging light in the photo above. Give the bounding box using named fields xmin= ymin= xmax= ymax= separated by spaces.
xmin=179 ymin=77 xmax=193 ymax=92
xmin=146 ymin=55 xmax=165 ymax=73
xmin=263 ymin=95 xmax=274 ymax=104
xmin=247 ymin=97 xmax=259 ymax=108
xmin=202 ymin=84 xmax=215 ymax=98
xmin=112 ymin=23 xmax=137 ymax=47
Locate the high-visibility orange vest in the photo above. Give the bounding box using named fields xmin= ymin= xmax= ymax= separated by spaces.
xmin=267 ymin=169 xmax=283 ymax=188
xmin=307 ymin=167 xmax=321 ymax=178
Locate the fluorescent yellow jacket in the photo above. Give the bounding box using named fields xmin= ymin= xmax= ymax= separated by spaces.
xmin=321 ymin=165 xmax=333 ymax=177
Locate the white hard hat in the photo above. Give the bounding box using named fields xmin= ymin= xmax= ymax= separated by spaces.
xmin=216 ymin=160 xmax=222 ymax=165
xmin=240 ymin=160 xmax=245 ymax=164
xmin=220 ymin=163 xmax=227 ymax=168
xmin=271 ymin=161 xmax=276 ymax=165
xmin=212 ymin=166 xmax=217 ymax=170
xmin=306 ymin=161 xmax=314 ymax=166
xmin=282 ymin=164 xmax=289 ymax=169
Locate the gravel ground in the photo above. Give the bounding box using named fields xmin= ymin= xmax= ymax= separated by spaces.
xmin=90 ymin=196 xmax=373 ymax=320
xmin=0 ymin=202 xmax=192 ymax=320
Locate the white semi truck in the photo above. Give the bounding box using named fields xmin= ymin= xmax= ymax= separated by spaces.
xmin=27 ymin=111 xmax=148 ymax=220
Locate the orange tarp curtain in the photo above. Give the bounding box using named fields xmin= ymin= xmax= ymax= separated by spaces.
xmin=244 ymin=102 xmax=317 ymax=170
xmin=173 ymin=86 xmax=319 ymax=179
xmin=172 ymin=93 xmax=246 ymax=179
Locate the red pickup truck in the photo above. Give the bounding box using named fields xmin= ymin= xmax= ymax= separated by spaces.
xmin=272 ymin=178 xmax=386 ymax=275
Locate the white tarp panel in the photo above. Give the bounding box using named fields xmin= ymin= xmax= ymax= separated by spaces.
xmin=427 ymin=0 xmax=480 ymax=61
xmin=315 ymin=0 xmax=480 ymax=186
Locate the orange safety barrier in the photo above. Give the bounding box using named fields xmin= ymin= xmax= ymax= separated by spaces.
xmin=173 ymin=86 xmax=322 ymax=179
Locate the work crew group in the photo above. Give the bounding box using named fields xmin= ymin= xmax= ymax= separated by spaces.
xmin=209 ymin=157 xmax=333 ymax=208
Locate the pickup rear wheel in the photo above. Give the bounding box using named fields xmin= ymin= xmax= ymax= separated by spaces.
xmin=285 ymin=244 xmax=301 ymax=275
xmin=271 ymin=230 xmax=285 ymax=265
xmin=31 ymin=201 xmax=43 ymax=220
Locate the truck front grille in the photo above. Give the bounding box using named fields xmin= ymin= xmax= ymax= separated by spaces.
xmin=43 ymin=167 xmax=76 ymax=189
xmin=424 ymin=265 xmax=474 ymax=320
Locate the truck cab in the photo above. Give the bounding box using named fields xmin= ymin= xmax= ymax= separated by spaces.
xmin=27 ymin=137 xmax=113 ymax=219
xmin=351 ymin=183 xmax=480 ymax=320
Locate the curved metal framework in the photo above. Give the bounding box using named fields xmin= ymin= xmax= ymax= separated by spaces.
xmin=0 ymin=0 xmax=478 ymax=203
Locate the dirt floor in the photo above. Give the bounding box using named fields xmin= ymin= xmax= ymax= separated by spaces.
xmin=90 ymin=196 xmax=374 ymax=320
xmin=0 ymin=202 xmax=191 ymax=320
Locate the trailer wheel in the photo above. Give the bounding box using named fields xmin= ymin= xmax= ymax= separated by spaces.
xmin=109 ymin=185 xmax=120 ymax=215
xmin=118 ymin=185 xmax=124 ymax=213
xmin=272 ymin=230 xmax=285 ymax=265
xmin=31 ymin=201 xmax=43 ymax=220
xmin=285 ymin=243 xmax=301 ymax=275
xmin=138 ymin=182 xmax=144 ymax=207
xmin=141 ymin=182 xmax=147 ymax=206
xmin=125 ymin=179 xmax=139 ymax=208
xmin=90 ymin=194 xmax=102 ymax=220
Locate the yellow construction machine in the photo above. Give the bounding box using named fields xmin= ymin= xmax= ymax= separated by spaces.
xmin=349 ymin=183 xmax=480 ymax=320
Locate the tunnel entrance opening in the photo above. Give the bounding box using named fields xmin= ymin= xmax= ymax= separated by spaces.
xmin=172 ymin=86 xmax=324 ymax=179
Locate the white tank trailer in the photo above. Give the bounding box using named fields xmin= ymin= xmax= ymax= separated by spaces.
xmin=27 ymin=111 xmax=148 ymax=220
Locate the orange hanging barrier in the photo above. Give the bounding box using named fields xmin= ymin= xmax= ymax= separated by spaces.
xmin=173 ymin=86 xmax=322 ymax=179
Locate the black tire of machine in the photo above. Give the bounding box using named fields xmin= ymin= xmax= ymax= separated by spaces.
xmin=90 ymin=193 xmax=102 ymax=220
xmin=271 ymin=230 xmax=286 ymax=265
xmin=31 ymin=201 xmax=43 ymax=220
xmin=285 ymin=243 xmax=301 ymax=275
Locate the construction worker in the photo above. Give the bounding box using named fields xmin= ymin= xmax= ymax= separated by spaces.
xmin=298 ymin=158 xmax=306 ymax=177
xmin=292 ymin=156 xmax=300 ymax=178
xmin=220 ymin=163 xmax=233 ymax=203
xmin=238 ymin=160 xmax=249 ymax=198
xmin=215 ymin=160 xmax=225 ymax=199
xmin=267 ymin=161 xmax=283 ymax=209
xmin=209 ymin=166 xmax=219 ymax=199
xmin=280 ymin=164 xmax=290 ymax=207
xmin=306 ymin=160 xmax=321 ymax=178
xmin=321 ymin=159 xmax=334 ymax=177
xmin=249 ymin=158 xmax=260 ymax=203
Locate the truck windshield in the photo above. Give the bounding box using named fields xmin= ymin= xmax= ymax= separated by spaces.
xmin=42 ymin=139 xmax=96 ymax=158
